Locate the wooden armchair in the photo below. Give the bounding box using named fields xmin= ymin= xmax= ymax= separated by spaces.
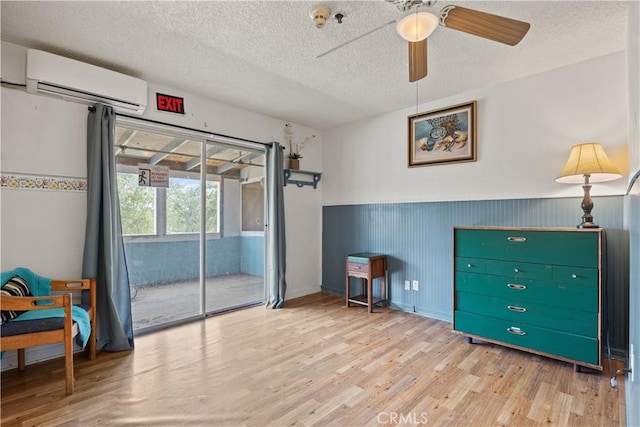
xmin=0 ymin=278 xmax=96 ymax=395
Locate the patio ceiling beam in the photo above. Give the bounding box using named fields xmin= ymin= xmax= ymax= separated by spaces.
xmin=185 ymin=146 xmax=225 ymax=171
xmin=115 ymin=129 xmax=136 ymax=156
xmin=149 ymin=138 xmax=188 ymax=165
xmin=215 ymin=152 xmax=251 ymax=174
xmin=241 ymin=152 xmax=264 ymax=165
xmin=214 ymin=152 xmax=264 ymax=175
xmin=215 ymin=161 xmax=241 ymax=175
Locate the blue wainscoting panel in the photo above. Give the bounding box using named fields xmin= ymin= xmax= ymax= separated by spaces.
xmin=126 ymin=236 xmax=242 ymax=286
xmin=322 ymin=196 xmax=628 ymax=351
xmin=240 ymin=235 xmax=265 ymax=277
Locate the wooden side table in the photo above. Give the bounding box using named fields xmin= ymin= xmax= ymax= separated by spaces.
xmin=345 ymin=253 xmax=387 ymax=313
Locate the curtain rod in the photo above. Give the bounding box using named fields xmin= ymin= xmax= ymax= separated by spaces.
xmin=88 ymin=107 xmax=270 ymax=147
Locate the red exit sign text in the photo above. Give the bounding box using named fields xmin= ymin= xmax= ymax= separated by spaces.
xmin=156 ymin=93 xmax=185 ymax=114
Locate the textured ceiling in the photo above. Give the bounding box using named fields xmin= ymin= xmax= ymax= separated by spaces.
xmin=0 ymin=1 xmax=630 ymax=130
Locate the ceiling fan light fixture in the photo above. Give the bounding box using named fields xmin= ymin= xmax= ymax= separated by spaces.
xmin=396 ymin=11 xmax=439 ymax=42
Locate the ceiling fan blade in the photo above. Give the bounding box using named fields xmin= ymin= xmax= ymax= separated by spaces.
xmin=316 ymin=20 xmax=395 ymax=59
xmin=409 ymin=39 xmax=427 ymax=82
xmin=441 ymin=5 xmax=530 ymax=46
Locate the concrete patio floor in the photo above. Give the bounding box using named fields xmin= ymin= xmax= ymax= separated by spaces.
xmin=131 ymin=273 xmax=263 ymax=331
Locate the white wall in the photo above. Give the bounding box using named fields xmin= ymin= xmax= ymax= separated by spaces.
xmin=1 ymin=82 xmax=89 ymax=278
xmin=322 ymin=52 xmax=629 ymax=206
xmin=1 ymin=43 xmax=323 ymax=346
xmin=283 ymin=132 xmax=322 ymax=298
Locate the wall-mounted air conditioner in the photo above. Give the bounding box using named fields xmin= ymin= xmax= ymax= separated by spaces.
xmin=26 ymin=49 xmax=147 ymax=115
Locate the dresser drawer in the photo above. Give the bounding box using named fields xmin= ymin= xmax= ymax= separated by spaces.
xmin=455 ymin=272 xmax=598 ymax=312
xmin=455 ymin=257 xmax=486 ymax=273
xmin=457 ymin=257 xmax=556 ymax=281
xmin=454 ymin=228 xmax=599 ymax=268
xmin=485 ymin=260 xmax=553 ymax=281
xmin=553 ymin=265 xmax=598 ymax=287
xmin=456 ymin=292 xmax=597 ymax=337
xmin=454 ymin=311 xmax=599 ymax=365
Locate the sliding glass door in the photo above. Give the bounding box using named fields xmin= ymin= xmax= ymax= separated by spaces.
xmin=114 ymin=121 xmax=265 ymax=333
xmin=205 ymin=160 xmax=265 ymax=313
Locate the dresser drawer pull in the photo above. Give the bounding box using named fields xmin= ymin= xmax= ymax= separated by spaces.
xmin=507 ymin=305 xmax=527 ymax=313
xmin=514 ymin=268 xmax=520 ymax=273
xmin=507 ymin=236 xmax=527 ymax=243
xmin=507 ymin=327 xmax=526 ymax=336
xmin=467 ymin=263 xmax=473 ymax=268
xmin=507 ymin=283 xmax=527 ymax=290
xmin=571 ymin=274 xmax=577 ymax=279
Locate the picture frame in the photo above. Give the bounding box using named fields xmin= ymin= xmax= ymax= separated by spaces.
xmin=408 ymin=101 xmax=477 ymax=167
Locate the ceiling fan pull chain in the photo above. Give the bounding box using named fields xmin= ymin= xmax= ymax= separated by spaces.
xmin=415 ymin=76 xmax=419 ymax=115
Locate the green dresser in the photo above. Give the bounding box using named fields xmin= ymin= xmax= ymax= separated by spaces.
xmin=453 ymin=226 xmax=603 ymax=370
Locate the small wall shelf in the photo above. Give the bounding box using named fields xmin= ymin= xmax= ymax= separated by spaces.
xmin=284 ymin=169 xmax=322 ymax=189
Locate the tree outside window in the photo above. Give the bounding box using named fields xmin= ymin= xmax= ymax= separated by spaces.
xmin=166 ymin=178 xmax=219 ymax=234
xmin=117 ymin=173 xmax=155 ymax=235
xmin=118 ymin=173 xmax=219 ymax=236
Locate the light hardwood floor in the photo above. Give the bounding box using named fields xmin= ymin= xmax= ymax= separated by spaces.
xmin=1 ymin=293 xmax=626 ymax=426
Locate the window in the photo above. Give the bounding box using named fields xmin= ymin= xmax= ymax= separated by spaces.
xmin=117 ymin=173 xmax=155 ymax=235
xmin=117 ymin=172 xmax=220 ymax=237
xmin=166 ymin=177 xmax=219 ymax=234
xmin=113 ymin=121 xmax=263 ymax=241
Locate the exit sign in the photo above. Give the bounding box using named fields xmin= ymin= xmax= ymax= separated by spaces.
xmin=156 ymin=93 xmax=185 ymax=114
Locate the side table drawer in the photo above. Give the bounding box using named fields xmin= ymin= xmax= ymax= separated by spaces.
xmin=346 ymin=262 xmax=369 ymax=274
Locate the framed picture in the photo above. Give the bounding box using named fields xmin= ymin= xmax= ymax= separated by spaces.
xmin=408 ymin=101 xmax=477 ymax=167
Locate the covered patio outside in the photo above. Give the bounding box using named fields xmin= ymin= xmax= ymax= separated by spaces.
xmin=131 ymin=273 xmax=263 ymax=331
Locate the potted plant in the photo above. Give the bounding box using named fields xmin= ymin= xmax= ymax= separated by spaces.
xmin=284 ymin=123 xmax=315 ymax=170
xmin=287 ymin=149 xmax=302 ymax=170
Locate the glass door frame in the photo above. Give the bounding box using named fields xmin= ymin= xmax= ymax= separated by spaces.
xmin=115 ymin=116 xmax=267 ymax=334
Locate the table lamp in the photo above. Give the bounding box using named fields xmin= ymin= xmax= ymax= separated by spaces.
xmin=556 ymin=142 xmax=622 ymax=228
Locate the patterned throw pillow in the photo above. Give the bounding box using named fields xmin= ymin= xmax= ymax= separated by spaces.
xmin=0 ymin=275 xmax=33 ymax=324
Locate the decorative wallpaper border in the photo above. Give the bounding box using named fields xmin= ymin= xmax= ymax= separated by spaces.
xmin=0 ymin=172 xmax=87 ymax=192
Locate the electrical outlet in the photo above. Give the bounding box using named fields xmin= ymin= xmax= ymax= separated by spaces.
xmin=631 ymin=344 xmax=635 ymax=382
xmin=404 ymin=280 xmax=410 ymax=291
xmin=412 ymin=280 xmax=419 ymax=291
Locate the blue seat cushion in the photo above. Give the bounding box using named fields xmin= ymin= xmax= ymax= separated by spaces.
xmin=0 ymin=304 xmax=91 ymax=346
xmin=0 ymin=317 xmax=68 ymax=337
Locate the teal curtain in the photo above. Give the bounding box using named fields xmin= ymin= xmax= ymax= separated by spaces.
xmin=265 ymin=142 xmax=287 ymax=308
xmin=82 ymin=104 xmax=133 ymax=351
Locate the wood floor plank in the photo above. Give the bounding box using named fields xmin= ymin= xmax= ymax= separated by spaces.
xmin=1 ymin=293 xmax=625 ymax=426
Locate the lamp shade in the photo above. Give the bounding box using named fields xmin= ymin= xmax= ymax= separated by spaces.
xmin=555 ymin=142 xmax=622 ymax=184
xmin=396 ymin=11 xmax=439 ymax=42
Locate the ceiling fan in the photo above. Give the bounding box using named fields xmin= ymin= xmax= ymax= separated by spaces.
xmin=316 ymin=0 xmax=531 ymax=82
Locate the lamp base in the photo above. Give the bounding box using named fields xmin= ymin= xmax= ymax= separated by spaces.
xmin=577 ymin=222 xmax=600 ymax=229
xmin=577 ymin=177 xmax=599 ymax=229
